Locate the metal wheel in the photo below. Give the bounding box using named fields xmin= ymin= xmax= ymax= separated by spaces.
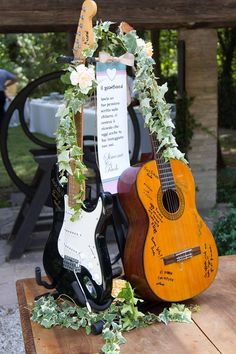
xmin=0 ymin=71 xmax=63 ymax=199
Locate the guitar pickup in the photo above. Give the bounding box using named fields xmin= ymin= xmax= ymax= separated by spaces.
xmin=163 ymin=246 xmax=201 ymax=265
xmin=63 ymin=255 xmax=81 ymax=272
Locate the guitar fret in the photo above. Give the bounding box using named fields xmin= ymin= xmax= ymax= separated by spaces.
xmin=161 ymin=181 xmax=175 ymax=186
xmin=159 ymin=169 xmax=172 ymax=173
xmin=162 ymin=186 xmax=176 ymax=191
xmin=158 ymin=161 xmax=170 ymax=164
xmin=158 ymin=167 xmax=172 ymax=171
xmin=160 ymin=175 xmax=174 ymax=180
xmin=157 ymin=161 xmax=170 ymax=166
xmin=160 ymin=173 xmax=172 ymax=176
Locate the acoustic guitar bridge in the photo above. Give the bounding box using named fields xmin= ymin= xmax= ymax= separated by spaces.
xmin=163 ymin=246 xmax=201 ymax=265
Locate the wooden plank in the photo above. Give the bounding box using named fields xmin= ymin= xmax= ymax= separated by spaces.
xmin=121 ymin=321 xmax=218 ymax=354
xmin=16 ymin=278 xmax=37 ymax=354
xmin=16 ymin=277 xmax=218 ymax=354
xmin=190 ymin=255 xmax=236 ymax=354
xmin=0 ymin=0 xmax=236 ymax=32
xmin=16 ymin=278 xmax=105 ymax=354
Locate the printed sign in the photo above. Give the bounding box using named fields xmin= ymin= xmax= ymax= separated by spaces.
xmin=96 ymin=61 xmax=130 ymax=194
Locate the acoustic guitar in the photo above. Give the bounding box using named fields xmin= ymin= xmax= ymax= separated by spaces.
xmin=42 ymin=0 xmax=113 ymax=311
xmin=118 ymin=132 xmax=218 ymax=302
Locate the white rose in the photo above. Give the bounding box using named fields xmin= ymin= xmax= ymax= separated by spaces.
xmin=70 ymin=64 xmax=95 ymax=94
xmin=70 ymin=64 xmax=87 ymax=85
xmin=136 ymin=38 xmax=145 ymax=48
xmin=145 ymin=42 xmax=153 ymax=57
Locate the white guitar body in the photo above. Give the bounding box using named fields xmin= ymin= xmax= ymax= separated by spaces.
xmin=58 ymin=194 xmax=104 ymax=285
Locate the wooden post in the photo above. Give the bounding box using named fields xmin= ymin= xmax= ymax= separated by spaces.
xmin=178 ymin=29 xmax=218 ymax=209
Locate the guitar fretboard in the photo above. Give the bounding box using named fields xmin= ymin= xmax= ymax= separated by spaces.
xmin=152 ymin=133 xmax=176 ymax=192
xmin=68 ymin=159 xmax=82 ymax=207
xmin=67 ymin=0 xmax=97 ymax=208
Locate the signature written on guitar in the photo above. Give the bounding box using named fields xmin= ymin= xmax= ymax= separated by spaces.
xmin=151 ymin=236 xmax=163 ymax=258
xmin=143 ymin=165 xmax=158 ymax=180
xmin=148 ymin=202 xmax=163 ymax=233
xmin=203 ymin=243 xmax=215 ymax=278
xmin=157 ymin=269 xmax=174 ymax=286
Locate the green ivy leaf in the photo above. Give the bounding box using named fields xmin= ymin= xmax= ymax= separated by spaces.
xmin=61 ymin=72 xmax=71 ymax=84
xmin=158 ymin=303 xmax=193 ymax=324
xmin=31 ymin=283 xmax=198 ymax=354
xmin=124 ymin=32 xmax=138 ymax=54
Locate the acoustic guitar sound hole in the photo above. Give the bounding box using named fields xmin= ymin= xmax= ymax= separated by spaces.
xmin=162 ymin=189 xmax=180 ymax=213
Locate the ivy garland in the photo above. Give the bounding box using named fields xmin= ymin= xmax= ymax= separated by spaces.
xmin=56 ymin=21 xmax=187 ymax=217
xmin=31 ymin=281 xmax=197 ymax=354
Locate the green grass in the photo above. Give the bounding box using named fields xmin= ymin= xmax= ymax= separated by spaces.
xmin=0 ymin=126 xmax=55 ymax=206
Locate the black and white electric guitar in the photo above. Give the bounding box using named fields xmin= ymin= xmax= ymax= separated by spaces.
xmin=41 ymin=0 xmax=113 ymax=311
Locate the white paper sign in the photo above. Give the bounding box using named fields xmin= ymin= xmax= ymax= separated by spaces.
xmin=96 ymin=62 xmax=130 ymax=194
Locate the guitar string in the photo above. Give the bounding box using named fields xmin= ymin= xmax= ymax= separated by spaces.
xmin=157 ymin=153 xmax=174 ymax=214
xmin=152 ymin=135 xmax=172 ymax=214
xmin=152 ymin=133 xmax=184 ymax=297
xmin=160 ymin=154 xmax=176 ymax=216
xmin=157 ymin=147 xmax=185 ymax=258
xmin=153 ymin=132 xmax=187 ymax=276
xmin=152 ymin=133 xmax=175 ymax=217
xmin=156 ymin=138 xmax=191 ymax=297
xmin=154 ymin=134 xmax=191 ymax=299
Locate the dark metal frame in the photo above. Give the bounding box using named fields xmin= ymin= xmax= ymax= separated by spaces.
xmin=0 ymin=71 xmax=63 ymax=199
xmin=0 ymin=70 xmax=141 ymax=259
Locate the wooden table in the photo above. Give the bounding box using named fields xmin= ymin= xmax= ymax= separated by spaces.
xmin=16 ymin=255 xmax=236 ymax=354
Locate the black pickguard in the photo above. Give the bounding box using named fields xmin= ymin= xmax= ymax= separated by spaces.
xmin=42 ymin=164 xmax=113 ymax=310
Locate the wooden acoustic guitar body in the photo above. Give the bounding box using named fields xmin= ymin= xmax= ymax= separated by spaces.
xmin=118 ymin=159 xmax=218 ymax=302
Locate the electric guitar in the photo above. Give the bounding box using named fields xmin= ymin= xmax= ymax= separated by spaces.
xmin=43 ymin=0 xmax=113 ymax=311
xmin=118 ymin=132 xmax=218 ymax=302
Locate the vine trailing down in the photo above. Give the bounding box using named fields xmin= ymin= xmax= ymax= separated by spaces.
xmin=56 ymin=21 xmax=187 ymax=218
xmin=31 ymin=280 xmax=197 ymax=354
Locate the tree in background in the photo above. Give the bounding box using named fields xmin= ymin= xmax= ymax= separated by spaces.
xmin=149 ymin=29 xmax=178 ymax=103
xmin=218 ymin=28 xmax=236 ymax=129
xmin=1 ymin=29 xmax=235 ymax=128
xmin=0 ymin=33 xmax=68 ymax=91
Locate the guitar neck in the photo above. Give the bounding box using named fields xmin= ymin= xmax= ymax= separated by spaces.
xmin=74 ymin=109 xmax=84 ymax=151
xmin=67 ymin=0 xmax=97 ymax=208
xmin=68 ymin=111 xmax=85 ymax=207
xmin=151 ymin=133 xmax=176 ymax=192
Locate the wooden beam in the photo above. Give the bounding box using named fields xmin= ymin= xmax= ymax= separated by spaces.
xmin=0 ymin=0 xmax=236 ymax=32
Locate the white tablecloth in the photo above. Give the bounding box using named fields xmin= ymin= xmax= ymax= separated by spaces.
xmin=5 ymin=97 xmax=30 ymax=127
xmin=29 ymin=98 xmax=98 ymax=138
xmin=29 ymin=98 xmax=152 ymax=157
xmin=29 ymin=98 xmax=62 ymax=137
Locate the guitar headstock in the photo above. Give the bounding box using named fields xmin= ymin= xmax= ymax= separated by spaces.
xmin=73 ymin=0 xmax=97 ymax=62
